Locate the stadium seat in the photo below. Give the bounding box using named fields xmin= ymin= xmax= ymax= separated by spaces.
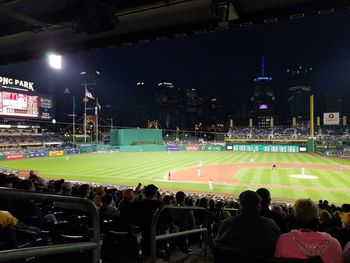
xmin=101 ymin=220 xmax=143 ymax=263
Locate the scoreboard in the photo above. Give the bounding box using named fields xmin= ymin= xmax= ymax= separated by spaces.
xmin=0 ymin=91 xmax=52 ymax=119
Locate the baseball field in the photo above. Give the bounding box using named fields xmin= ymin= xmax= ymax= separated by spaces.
xmin=1 ymin=151 xmax=350 ymax=204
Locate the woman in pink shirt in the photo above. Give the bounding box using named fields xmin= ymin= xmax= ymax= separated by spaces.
xmin=274 ymin=198 xmax=343 ymax=263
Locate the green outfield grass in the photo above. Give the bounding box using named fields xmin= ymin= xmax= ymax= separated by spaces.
xmin=1 ymin=152 xmax=350 ymax=204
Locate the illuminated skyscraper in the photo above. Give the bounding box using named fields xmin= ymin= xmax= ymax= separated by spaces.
xmin=250 ymin=56 xmax=275 ymax=127
xmin=287 ymin=66 xmax=312 ymax=122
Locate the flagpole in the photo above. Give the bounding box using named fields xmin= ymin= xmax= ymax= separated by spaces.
xmin=96 ymin=97 xmax=99 ymax=144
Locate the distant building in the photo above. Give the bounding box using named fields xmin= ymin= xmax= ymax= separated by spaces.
xmin=287 ymin=66 xmax=312 ymax=122
xmin=154 ymin=82 xmax=185 ymax=129
xmin=208 ymin=97 xmax=226 ymax=131
xmin=133 ymin=81 xmax=152 ymax=127
xmin=184 ymin=88 xmax=210 ymax=129
xmin=250 ymin=57 xmax=275 ymax=127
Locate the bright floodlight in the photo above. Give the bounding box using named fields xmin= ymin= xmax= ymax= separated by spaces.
xmin=47 ymin=53 xmax=62 ymax=69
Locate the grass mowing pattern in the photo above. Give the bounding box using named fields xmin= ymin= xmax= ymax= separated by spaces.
xmin=1 ymin=152 xmax=349 ymax=203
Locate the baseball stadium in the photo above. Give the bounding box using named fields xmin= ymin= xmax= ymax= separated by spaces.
xmin=2 ymin=1 xmax=350 ymax=263
xmin=1 ymin=126 xmax=350 ymax=204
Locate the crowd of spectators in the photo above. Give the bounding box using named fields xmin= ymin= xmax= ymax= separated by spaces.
xmin=226 ymin=125 xmax=350 ymax=140
xmin=323 ymin=148 xmax=350 ymax=159
xmin=0 ymin=134 xmax=75 ymax=156
xmin=0 ymin=135 xmax=61 ymax=145
xmin=1 ymin=171 xmax=350 ymax=262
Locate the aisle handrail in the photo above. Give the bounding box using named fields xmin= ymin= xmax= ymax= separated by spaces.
xmin=0 ymin=187 xmax=100 ymax=263
xmin=150 ymin=205 xmax=208 ymax=263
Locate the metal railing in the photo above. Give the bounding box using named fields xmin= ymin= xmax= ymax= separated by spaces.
xmin=0 ymin=187 xmax=100 ymax=263
xmin=150 ymin=206 xmax=208 ymax=263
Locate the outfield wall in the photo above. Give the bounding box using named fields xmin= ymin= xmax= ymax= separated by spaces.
xmin=110 ymin=129 xmax=162 ymax=146
xmin=0 ymin=141 xmax=306 ymax=162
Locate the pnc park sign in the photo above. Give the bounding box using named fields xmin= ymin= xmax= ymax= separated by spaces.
xmin=0 ymin=76 xmax=34 ymax=92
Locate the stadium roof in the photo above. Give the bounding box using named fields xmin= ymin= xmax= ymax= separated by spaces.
xmin=0 ymin=0 xmax=348 ymax=64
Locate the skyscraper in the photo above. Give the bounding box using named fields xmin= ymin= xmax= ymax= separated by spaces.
xmin=154 ymin=82 xmax=184 ymax=129
xmin=287 ymin=66 xmax=312 ymax=122
xmin=133 ymin=81 xmax=152 ymax=127
xmin=250 ymin=57 xmax=275 ymax=127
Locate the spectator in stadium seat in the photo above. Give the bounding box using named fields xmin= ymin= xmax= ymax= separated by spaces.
xmin=274 ymin=198 xmax=342 ymax=263
xmin=53 ymin=179 xmax=65 ymax=193
xmin=28 ymin=170 xmax=45 ymax=186
xmin=77 ymin=184 xmax=92 ymax=198
xmin=342 ymin=204 xmax=350 ymax=213
xmin=215 ymin=190 xmax=280 ymax=262
xmin=0 ymin=210 xmax=18 ymax=229
xmin=173 ymin=191 xmax=196 ymax=231
xmin=99 ymin=193 xmax=118 ymax=220
xmin=92 ymin=186 xmax=105 ymax=207
xmin=328 ymin=212 xmax=350 ymax=249
xmin=271 ymin=204 xmax=283 ymax=216
xmin=319 ymin=210 xmax=332 ymax=231
xmin=162 ymin=195 xmax=174 ymax=205
xmin=0 ymin=173 xmax=12 ymax=188
xmin=133 ymin=184 xmax=172 ymax=253
xmin=118 ymin=189 xmax=135 ymax=222
xmin=256 ymin=188 xmax=289 ymax=233
xmin=61 ymin=182 xmax=73 ymax=195
xmin=11 ymin=179 xmax=57 ymax=224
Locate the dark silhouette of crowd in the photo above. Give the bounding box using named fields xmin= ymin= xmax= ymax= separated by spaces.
xmin=1 ymin=171 xmax=350 ymax=262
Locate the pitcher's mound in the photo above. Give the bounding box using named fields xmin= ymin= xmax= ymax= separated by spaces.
xmin=289 ymin=174 xmax=318 ymax=180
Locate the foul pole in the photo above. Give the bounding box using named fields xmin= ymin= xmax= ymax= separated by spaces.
xmin=309 ymin=95 xmax=315 ymax=152
xmin=95 ymin=98 xmax=99 ymax=144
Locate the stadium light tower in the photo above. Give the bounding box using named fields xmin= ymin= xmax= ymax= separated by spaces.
xmin=46 ymin=52 xmax=62 ymax=70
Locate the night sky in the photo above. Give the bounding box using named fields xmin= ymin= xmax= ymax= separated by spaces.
xmin=1 ymin=10 xmax=350 ymax=116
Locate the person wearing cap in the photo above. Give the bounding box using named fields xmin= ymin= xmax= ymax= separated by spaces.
xmin=274 ymin=198 xmax=342 ymax=263
xmin=214 ymin=190 xmax=280 ymax=262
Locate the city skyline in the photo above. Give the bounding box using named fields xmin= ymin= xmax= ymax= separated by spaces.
xmin=0 ymin=9 xmax=350 ymax=127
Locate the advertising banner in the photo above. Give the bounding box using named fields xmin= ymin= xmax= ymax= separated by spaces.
xmin=0 ymin=155 xmax=5 ymax=160
xmin=205 ymin=145 xmax=223 ymax=151
xmin=186 ymin=146 xmax=198 ymax=151
xmin=231 ymin=144 xmax=299 ymax=153
xmin=5 ymin=153 xmax=24 ymax=160
xmin=166 ymin=146 xmax=180 ymax=151
xmin=323 ymin=112 xmax=340 ymax=125
xmin=65 ymin=149 xmax=79 ymax=155
xmin=49 ymin=150 xmax=64 ymax=157
xmin=27 ymin=152 xmax=45 ymax=158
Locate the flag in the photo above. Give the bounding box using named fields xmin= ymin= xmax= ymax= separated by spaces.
xmin=85 ymin=88 xmax=95 ymax=100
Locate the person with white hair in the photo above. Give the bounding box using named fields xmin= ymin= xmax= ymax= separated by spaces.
xmin=274 ymin=198 xmax=342 ymax=263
